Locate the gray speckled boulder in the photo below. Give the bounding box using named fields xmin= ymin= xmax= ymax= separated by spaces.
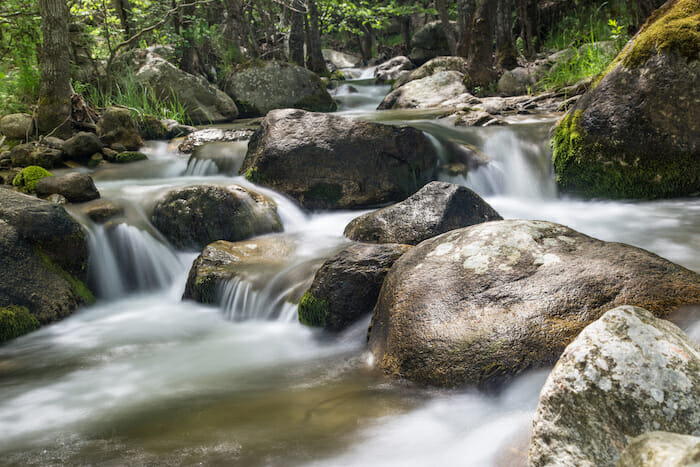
xmin=0 ymin=113 xmax=34 ymax=140
xmin=529 ymin=306 xmax=700 ymax=467
xmin=220 ymin=61 xmax=336 ymax=117
xmin=617 ymin=432 xmax=700 ymax=467
xmin=344 ymin=181 xmax=502 ymax=245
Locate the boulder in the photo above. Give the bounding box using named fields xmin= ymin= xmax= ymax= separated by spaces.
xmin=12 ymin=166 xmax=53 ymax=194
xmin=368 ymin=220 xmax=700 ymax=387
xmin=35 ymin=172 xmax=100 ymax=203
xmin=151 ymin=184 xmax=283 ymax=250
xmin=78 ymin=199 xmax=124 ymax=224
xmin=378 ymin=71 xmax=471 ymax=110
xmin=344 ymin=181 xmax=502 ymax=245
xmin=177 ymin=128 xmax=255 ymax=153
xmin=497 ymin=68 xmax=530 ymax=96
xmin=392 ymin=56 xmax=468 ymax=90
xmin=374 ymin=56 xmax=415 ymax=83
xmin=552 ymin=0 xmax=700 ymax=199
xmin=129 ymin=50 xmax=238 ymax=125
xmin=220 ymin=61 xmax=336 ymax=117
xmin=0 ymin=190 xmax=93 ymax=332
xmin=10 ymin=143 xmax=64 ymax=168
xmin=529 ymin=306 xmax=700 ymax=466
xmin=183 ymin=235 xmax=300 ymax=303
xmin=63 ymin=131 xmax=103 ymax=161
xmin=240 ymin=109 xmax=438 ymax=209
xmin=114 ymin=151 xmax=148 ymax=163
xmin=409 ymin=21 xmax=452 ymax=65
xmin=0 ymin=113 xmax=34 ymax=140
xmin=322 ymin=49 xmax=361 ymax=68
xmin=97 ymin=107 xmax=143 ymax=150
xmin=618 ymin=432 xmax=700 ymax=467
xmin=137 ymin=115 xmax=170 ymax=140
xmin=299 ymin=242 xmax=412 ymax=332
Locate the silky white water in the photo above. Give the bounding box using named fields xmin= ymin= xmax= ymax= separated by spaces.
xmin=0 ymin=79 xmax=698 ymax=466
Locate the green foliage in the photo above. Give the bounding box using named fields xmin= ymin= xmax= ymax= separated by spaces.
xmin=13 ymin=166 xmax=53 ymax=193
xmin=319 ymin=0 xmax=435 ymax=37
xmin=0 ymin=305 xmax=40 ymax=342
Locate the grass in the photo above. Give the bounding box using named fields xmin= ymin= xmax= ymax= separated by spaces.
xmin=0 ymin=64 xmax=40 ymax=115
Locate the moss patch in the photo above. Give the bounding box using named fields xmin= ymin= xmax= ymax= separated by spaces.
xmin=244 ymin=166 xmax=270 ymax=185
xmin=115 ymin=151 xmax=148 ymax=163
xmin=623 ymin=0 xmax=700 ymax=68
xmin=0 ymin=305 xmax=40 ymax=342
xmin=12 ymin=166 xmax=53 ymax=193
xmin=35 ymin=249 xmax=96 ymax=305
xmin=298 ymin=291 xmax=330 ymax=327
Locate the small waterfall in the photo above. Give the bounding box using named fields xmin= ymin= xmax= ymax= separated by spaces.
xmin=452 ymin=128 xmax=557 ymax=199
xmin=184 ymin=158 xmax=218 ymax=176
xmin=87 ymin=223 xmax=183 ymax=299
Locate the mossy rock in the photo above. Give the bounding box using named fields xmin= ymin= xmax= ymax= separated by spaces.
xmin=12 ymin=166 xmax=53 ymax=194
xmin=0 ymin=305 xmax=40 ymax=342
xmin=551 ymin=0 xmax=700 ymax=199
xmin=115 ymin=151 xmax=148 ymax=163
xmin=298 ymin=291 xmax=330 ymax=327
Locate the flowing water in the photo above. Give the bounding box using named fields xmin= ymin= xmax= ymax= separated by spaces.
xmin=0 ymin=71 xmax=698 ymax=466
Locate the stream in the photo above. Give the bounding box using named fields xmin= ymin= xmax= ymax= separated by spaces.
xmin=0 ymin=71 xmax=698 ymax=466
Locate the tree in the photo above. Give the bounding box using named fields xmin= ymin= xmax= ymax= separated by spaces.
xmin=38 ymin=0 xmax=72 ymax=137
xmin=465 ymin=0 xmax=498 ymax=89
xmin=456 ymin=0 xmax=476 ymax=57
xmin=288 ymin=0 xmax=305 ymax=65
xmin=306 ymin=0 xmax=328 ymax=74
xmin=436 ymin=0 xmax=457 ymax=55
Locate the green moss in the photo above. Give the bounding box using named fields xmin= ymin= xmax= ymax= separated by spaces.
xmin=244 ymin=166 xmax=270 ymax=185
xmin=623 ymin=0 xmax=699 ymax=68
xmin=298 ymin=291 xmax=330 ymax=327
xmin=12 ymin=165 xmax=53 ymax=193
xmin=115 ymin=151 xmax=148 ymax=163
xmin=293 ymin=92 xmax=338 ymax=113
xmin=305 ymin=183 xmax=343 ymax=205
xmin=330 ymin=70 xmax=346 ymax=81
xmin=552 ymin=110 xmax=699 ymax=199
xmin=35 ymin=249 xmax=95 ymax=305
xmin=0 ymin=305 xmax=40 ymax=342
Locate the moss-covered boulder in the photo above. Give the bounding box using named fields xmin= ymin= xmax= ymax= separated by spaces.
xmin=552 ymin=0 xmax=700 ymax=199
xmin=35 ymin=172 xmax=100 ymax=203
xmin=0 ymin=305 xmax=40 ymax=343
xmin=220 ymin=61 xmax=336 ymax=117
xmin=299 ymin=243 xmax=412 ymax=332
xmin=240 ymin=109 xmax=438 ymax=209
xmin=0 ymin=113 xmax=34 ymax=140
xmin=12 ymin=166 xmax=53 ymax=194
xmin=0 ymin=190 xmax=93 ymax=334
xmin=344 ymin=181 xmax=502 ymax=245
xmin=368 ymin=220 xmax=700 ymax=388
xmin=529 ymin=306 xmax=700 ymax=466
xmin=137 ymin=115 xmax=170 ymax=140
xmin=97 ymin=106 xmax=143 ymax=150
xmin=114 ymin=151 xmax=148 ymax=163
xmin=151 ymin=184 xmax=282 ymax=250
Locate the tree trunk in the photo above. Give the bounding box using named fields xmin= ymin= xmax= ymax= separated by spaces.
xmin=111 ymin=0 xmax=135 ymax=39
xmin=306 ymin=0 xmax=327 ymax=74
xmin=456 ymin=0 xmax=476 ymax=58
xmin=400 ymin=16 xmax=411 ymax=50
xmin=466 ymin=0 xmax=498 ymax=90
xmin=436 ymin=0 xmax=457 ymax=55
xmin=516 ymin=0 xmax=537 ymax=59
xmin=495 ymin=0 xmax=517 ymax=69
xmin=38 ymin=0 xmax=72 ymax=137
xmin=288 ymin=0 xmax=305 ymax=66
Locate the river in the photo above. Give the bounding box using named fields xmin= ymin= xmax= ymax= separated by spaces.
xmin=0 ymin=71 xmax=698 ymax=466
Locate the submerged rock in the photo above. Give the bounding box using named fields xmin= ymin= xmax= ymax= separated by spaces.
xmin=299 ymin=242 xmax=412 ymax=332
xmin=35 ymin=172 xmax=100 ymax=203
xmin=344 ymin=181 xmax=502 ymax=245
xmin=617 ymin=432 xmax=700 ymax=467
xmin=368 ymin=220 xmax=700 ymax=387
xmin=151 ymin=184 xmax=282 ymax=250
xmin=220 ymin=61 xmax=336 ymax=117
xmin=240 ymin=109 xmax=438 ymax=209
xmin=551 ymin=0 xmax=700 ymax=199
xmin=79 ymin=199 xmax=124 ymax=224
xmin=529 ymin=306 xmax=700 ymax=466
xmin=0 ymin=190 xmax=93 ymax=332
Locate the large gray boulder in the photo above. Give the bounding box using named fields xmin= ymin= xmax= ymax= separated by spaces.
xmin=0 ymin=190 xmax=93 ymax=332
xmin=151 ymin=184 xmax=282 ymax=250
xmin=322 ymin=49 xmax=361 ymax=69
xmin=125 ymin=49 xmax=238 ymax=125
xmin=35 ymin=172 xmax=100 ymax=203
xmin=177 ymin=128 xmax=255 ymax=153
xmin=378 ymin=70 xmax=476 ymax=110
xmin=298 ymin=242 xmax=412 ymax=332
xmin=0 ymin=113 xmax=34 ymax=140
xmin=240 ymin=109 xmax=438 ymax=209
xmin=392 ymin=56 xmax=468 ymax=90
xmin=344 ymin=181 xmax=502 ymax=245
xmin=374 ymin=56 xmax=415 ymax=83
xmin=551 ymin=1 xmax=700 ymax=199
xmin=220 ymin=61 xmax=336 ymax=117
xmin=368 ymin=220 xmax=700 ymax=387
xmin=617 ymin=432 xmax=700 ymax=467
xmin=529 ymin=306 xmax=700 ymax=467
